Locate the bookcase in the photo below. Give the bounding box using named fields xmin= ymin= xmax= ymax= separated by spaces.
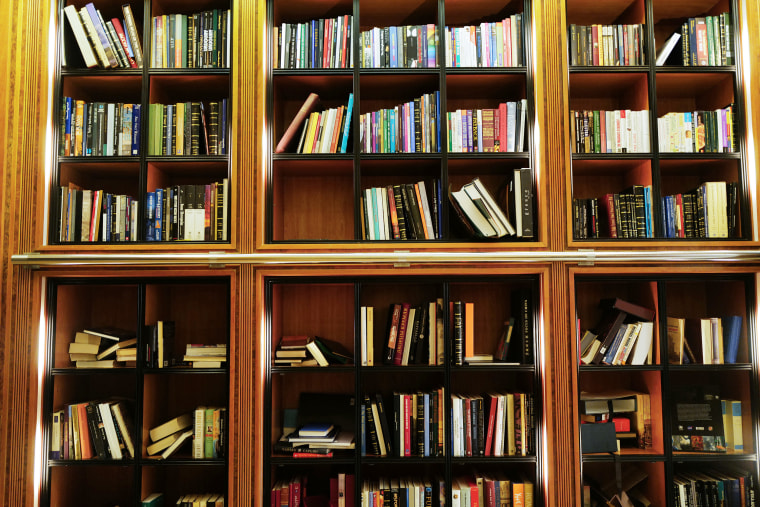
xmin=51 ymin=0 xmax=232 ymax=246
xmin=566 ymin=0 xmax=750 ymax=243
xmin=41 ymin=275 xmax=231 ymax=506
xmin=265 ymin=0 xmax=538 ymax=245
xmin=261 ymin=267 xmax=544 ymax=506
xmin=571 ymin=266 xmax=759 ymax=505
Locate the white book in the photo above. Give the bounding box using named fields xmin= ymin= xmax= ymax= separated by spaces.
xmin=78 ymin=7 xmax=110 ymax=68
xmin=417 ymin=181 xmax=436 ymax=239
xmin=451 ymin=395 xmax=462 ymax=456
xmin=401 ymin=308 xmax=416 ymax=365
xmin=98 ymin=402 xmax=123 ymax=459
xmin=193 ymin=407 xmax=206 ymax=459
xmin=360 ymin=306 xmax=367 ymax=366
xmin=366 ymin=306 xmax=374 ymax=366
xmin=476 ymin=110 xmax=483 ymax=152
xmin=471 ymin=177 xmax=516 ymax=236
xmin=380 ymin=186 xmax=391 ymax=239
xmin=63 ymin=5 xmax=99 ymax=68
xmin=629 ymin=322 xmax=654 ymax=365
xmin=451 ymin=188 xmax=497 ymax=237
xmin=106 ymin=103 xmax=115 ymax=156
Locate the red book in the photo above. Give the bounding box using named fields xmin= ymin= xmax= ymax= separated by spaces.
xmin=484 ymin=394 xmax=498 ymax=456
xmin=345 ymin=474 xmax=355 ymax=507
xmin=498 ymin=103 xmax=507 ymax=152
xmin=384 ymin=304 xmax=402 ymax=363
xmin=76 ymin=403 xmax=94 ymax=460
xmin=675 ymin=193 xmax=685 ymax=237
xmin=695 ymin=18 xmax=708 ymax=65
xmin=271 ymin=484 xmax=281 ymax=507
xmin=340 ymin=15 xmax=349 ymax=68
xmin=602 ymin=193 xmax=618 ymax=238
xmin=485 ymin=479 xmax=496 ymax=507
xmin=110 ymin=18 xmax=137 ymax=68
xmin=592 ymin=25 xmax=600 ymax=65
xmin=464 ymin=397 xmax=473 ymax=456
xmin=293 ymin=452 xmax=333 ymax=458
xmin=276 ymin=93 xmax=321 ymax=153
xmin=393 ymin=304 xmax=411 ymax=365
xmin=403 ymin=394 xmax=412 ymax=456
xmin=599 ymin=110 xmax=606 ymax=153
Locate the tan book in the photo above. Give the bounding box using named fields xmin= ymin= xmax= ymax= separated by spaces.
xmin=115 ymin=348 xmax=137 ymax=360
xmin=69 ymin=342 xmax=99 ymax=354
xmin=147 ymin=430 xmax=183 ymax=455
xmin=97 ymin=338 xmax=138 ymax=360
xmin=69 ymin=353 xmax=97 ymax=362
xmin=184 ymin=355 xmax=226 ymax=362
xmin=74 ymin=332 xmax=101 ymax=346
xmin=149 ymin=413 xmax=193 ymax=442
xmin=192 ymin=361 xmax=222 ymax=368
xmin=75 ymin=360 xmax=115 ymax=369
xmin=159 ymin=429 xmax=193 ymax=459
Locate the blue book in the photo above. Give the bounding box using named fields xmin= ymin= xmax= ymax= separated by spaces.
xmin=298 ymin=422 xmax=334 ymax=437
xmin=145 ymin=191 xmax=155 ymax=241
xmin=390 ymin=27 xmax=398 ymax=67
xmin=390 ymin=110 xmax=396 ymax=153
xmin=340 ymin=93 xmax=354 ymax=153
xmin=602 ymin=323 xmax=629 ymax=364
xmin=155 ymin=188 xmax=164 ymax=241
xmin=722 ymin=315 xmax=743 ymax=364
xmin=643 ymin=186 xmax=652 ymax=238
xmin=131 ymin=104 xmax=141 ymax=156
xmin=64 ymin=97 xmax=73 ymax=155
xmin=104 ymin=193 xmax=112 ymax=242
xmin=408 ymin=100 xmax=415 ymax=153
xmin=371 ymin=188 xmax=381 ymax=240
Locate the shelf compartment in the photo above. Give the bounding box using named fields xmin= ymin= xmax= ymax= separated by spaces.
xmin=655 ymin=72 xmax=736 ymax=115
xmin=443 ymin=0 xmax=524 ymax=30
xmin=569 ymin=72 xmax=650 ymax=112
xmin=565 ymin=0 xmax=646 ymax=26
xmin=141 ymin=464 xmax=227 ymax=504
xmin=272 ymin=0 xmax=352 ymax=26
xmin=571 ymin=158 xmax=653 ymax=201
xmin=151 ymin=0 xmax=230 ymax=16
xmin=582 ymin=460 xmax=665 ymax=507
xmin=61 ymin=75 xmax=142 ymax=104
xmin=146 ymin=160 xmax=229 ymax=192
xmin=57 ymin=162 xmax=141 ymax=200
xmin=445 ymin=74 xmax=527 ymax=108
xmin=149 ymin=74 xmax=230 ymax=104
xmin=359 ymin=74 xmax=440 ymax=111
xmin=651 ymin=0 xmax=732 ymax=26
xmin=359 ymin=0 xmax=438 ymax=33
xmin=48 ymin=464 xmax=135 ymax=507
xmin=51 ymin=374 xmax=137 ymax=408
xmin=270 ymin=159 xmax=355 ymax=241
xmin=658 ymin=155 xmax=740 ymax=195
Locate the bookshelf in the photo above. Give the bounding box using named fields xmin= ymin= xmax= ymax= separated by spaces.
xmin=41 ymin=275 xmax=231 ymax=506
xmin=51 ymin=0 xmax=233 ymax=246
xmin=265 ymin=0 xmax=538 ymax=245
xmin=566 ymin=0 xmax=750 ymax=244
xmin=572 ymin=267 xmax=759 ymax=505
xmin=261 ymin=268 xmax=543 ymax=506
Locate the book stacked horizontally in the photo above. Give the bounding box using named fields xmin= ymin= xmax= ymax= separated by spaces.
xmin=146 ymin=413 xmax=194 ymax=459
xmin=69 ymin=328 xmax=137 ymax=368
xmin=63 ymin=3 xmax=143 ymax=69
xmin=274 ymin=336 xmax=351 ymax=367
xmin=50 ymin=400 xmax=135 ymax=460
xmin=280 ymin=423 xmax=355 ymax=457
xmin=184 ymin=344 xmax=227 ymax=368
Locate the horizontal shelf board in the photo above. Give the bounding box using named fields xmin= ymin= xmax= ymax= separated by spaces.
xmin=450 ymin=456 xmax=537 ymax=464
xmin=360 ymin=365 xmax=445 ymax=373
xmin=450 ymin=364 xmax=535 ymax=372
xmin=271 ymin=365 xmax=356 ymax=373
xmin=446 ymin=152 xmax=530 ymax=160
xmin=270 ymin=457 xmax=355 ymax=465
xmin=571 ymin=238 xmax=753 ymax=245
xmin=143 ymin=367 xmax=228 ymax=374
xmin=667 ymin=364 xmax=753 ymax=371
xmin=273 ymin=69 xmax=354 ymax=76
xmin=579 ymin=365 xmax=663 ymax=372
xmin=445 ymin=67 xmax=528 ymax=75
xmin=58 ymin=156 xmax=139 ymax=164
xmin=40 ymin=241 xmax=234 ymax=251
xmin=359 ymin=153 xmax=443 ymax=160
xmin=672 ymin=452 xmax=757 ymax=462
xmin=51 ymin=367 xmax=136 ymax=375
xmin=141 ymin=458 xmax=227 ymax=466
xmin=272 ymin=153 xmax=354 ymax=161
xmin=359 ymin=68 xmax=440 ymax=75
xmin=582 ymin=453 xmax=666 ymax=463
xmin=572 ymin=153 xmax=653 ymax=160
xmin=657 ymin=152 xmax=741 ymax=160
xmin=61 ymin=68 xmax=143 ymax=77
xmin=48 ymin=459 xmax=136 ymax=466
xmin=145 ymin=155 xmax=229 ymax=163
xmin=361 ymin=456 xmax=447 ymax=464
xmin=569 ymin=66 xmax=649 ymax=73
xmin=149 ymin=68 xmax=230 ymax=76
xmin=656 ymin=66 xmax=737 ymax=74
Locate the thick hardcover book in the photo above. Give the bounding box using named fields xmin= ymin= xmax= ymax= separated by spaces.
xmin=452 ymin=301 xmax=464 ymax=365
xmin=276 ymin=93 xmax=320 ymax=153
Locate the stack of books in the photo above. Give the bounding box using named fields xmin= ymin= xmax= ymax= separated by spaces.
xmin=570 ymin=109 xmax=651 ymax=154
xmin=192 ymin=407 xmax=226 ymax=459
xmin=146 ymin=413 xmax=194 ymax=459
xmin=446 ymin=100 xmax=528 ymax=153
xmin=579 ymin=298 xmax=656 ymax=366
xmin=62 ymin=3 xmax=143 ymax=69
xmin=277 ymin=423 xmax=355 ymax=457
xmin=184 ymin=344 xmax=227 ymax=368
xmin=69 ymin=328 xmax=137 ymax=368
xmin=568 ymin=23 xmax=646 ymax=66
xmin=170 ymin=494 xmax=225 ymax=506
xmin=580 ymin=390 xmax=651 ymax=452
xmin=273 ymin=336 xmax=351 ymax=367
xmin=360 ymin=91 xmax=441 ymax=153
xmin=360 ymin=24 xmax=440 ymax=68
xmin=50 ymin=400 xmax=135 ymax=460
xmin=661 ymin=182 xmax=738 ymax=239
xmin=657 ymin=106 xmax=736 ymax=153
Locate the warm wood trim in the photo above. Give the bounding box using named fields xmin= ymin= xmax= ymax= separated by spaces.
xmin=245 ymin=0 xmax=265 ymax=253
xmin=237 ymin=264 xmax=257 ymax=507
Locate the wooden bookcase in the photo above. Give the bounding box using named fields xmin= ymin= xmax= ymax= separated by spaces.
xmin=265 ymin=0 xmax=538 ymax=245
xmin=50 ymin=0 xmax=233 ymax=246
xmin=260 ymin=268 xmax=544 ymax=507
xmin=571 ymin=267 xmax=759 ymax=505
xmin=566 ymin=0 xmax=749 ymax=244
xmin=41 ymin=275 xmax=231 ymax=506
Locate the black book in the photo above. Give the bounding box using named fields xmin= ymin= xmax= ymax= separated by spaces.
xmin=374 ymin=394 xmax=393 ymax=456
xmin=452 ymin=301 xmax=464 ymax=365
xmin=514 ymin=290 xmax=533 ymax=364
xmin=85 ymin=402 xmax=109 ymax=459
xmin=363 ymin=394 xmax=381 ymax=455
xmin=412 ymin=304 xmax=429 ymax=364
xmin=406 ymin=306 xmax=422 ymax=364
xmin=416 ymin=392 xmax=425 ymax=456
xmin=403 ymin=184 xmax=425 ymax=240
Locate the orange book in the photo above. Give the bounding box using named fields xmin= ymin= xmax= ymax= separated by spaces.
xmin=76 ymin=403 xmax=95 ymax=459
xmin=329 ymin=106 xmax=345 ymax=153
xmin=465 ymin=303 xmax=475 ymax=359
xmin=512 ymin=482 xmax=525 ymax=507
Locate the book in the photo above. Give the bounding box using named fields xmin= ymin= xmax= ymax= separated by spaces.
xmin=158 ymin=429 xmax=193 ymax=459
xmin=149 ymin=413 xmax=193 ymax=442
xmin=276 ymin=93 xmax=320 ymax=153
xmin=63 ymin=5 xmax=99 ymax=68
xmin=671 ymin=385 xmax=726 ymax=452
xmin=96 ymin=337 xmax=138 ymax=360
xmin=82 ymin=327 xmax=134 ymax=342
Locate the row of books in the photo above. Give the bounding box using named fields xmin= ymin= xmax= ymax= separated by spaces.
xmin=445 ymin=100 xmax=528 ymax=153
xmin=667 ymin=315 xmax=743 ymax=365
xmin=144 ymin=320 xmax=175 ymax=368
xmin=580 ymin=298 xmax=656 ymax=366
xmin=274 ymin=16 xmax=353 ymax=69
xmin=677 ymin=13 xmax=734 ymax=67
xmin=63 ymin=3 xmax=143 ymax=69
xmin=143 ymin=493 xmax=225 ymax=506
xmin=451 ymin=475 xmax=535 ymax=507
xmin=69 ymin=329 xmax=137 ymax=368
xmin=673 ymin=468 xmax=753 ymax=507
xmin=50 ymin=400 xmax=134 ymax=460
xmin=57 ymin=186 xmax=138 ymax=243
xmin=661 ymin=182 xmax=737 ymax=239
xmin=294 ymin=95 xmax=354 ymax=154
xmin=59 ymin=98 xmax=140 ymax=157
xmin=147 ymin=100 xmax=228 ymax=156
xmin=452 ymin=392 xmax=535 ymax=457
xmin=273 ymin=473 xmax=354 ymax=507
xmin=378 ymin=302 xmax=444 ymax=366
xmin=359 ymin=91 xmax=440 ymax=153
xmin=568 ymin=23 xmax=645 ymax=67
xmin=145 ymin=181 xmax=229 ymax=242
xmin=150 ymin=10 xmax=231 ymax=69
xmin=657 ymin=107 xmax=736 ymax=153
xmin=362 ymin=181 xmax=441 ymax=241
xmin=444 ymin=15 xmax=525 ymax=68
xmin=146 ymin=408 xmax=226 ymax=460
xmin=571 ymin=109 xmax=651 ymax=154
xmin=361 ymin=390 xmax=445 ymax=457
xmin=580 ymin=390 xmax=651 ymax=452
xmin=572 ymin=186 xmax=656 ymax=240
xmin=360 ymin=24 xmax=439 ymax=69
xmin=361 ymin=477 xmax=438 ymax=507
xmin=273 ymin=335 xmax=352 ymax=367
